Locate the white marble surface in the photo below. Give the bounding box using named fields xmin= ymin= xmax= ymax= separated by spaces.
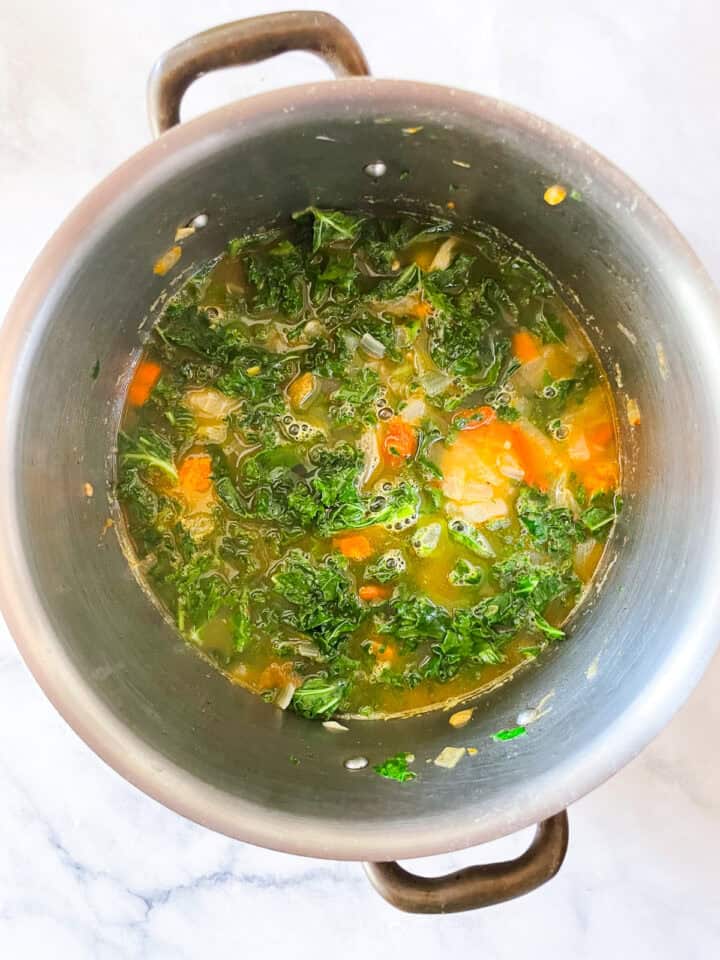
xmin=2 ymin=1 xmax=720 ymax=955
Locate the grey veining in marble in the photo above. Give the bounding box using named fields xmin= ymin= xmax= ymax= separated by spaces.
xmin=2 ymin=1 xmax=720 ymax=956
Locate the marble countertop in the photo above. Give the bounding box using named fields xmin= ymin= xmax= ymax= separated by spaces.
xmin=2 ymin=1 xmax=719 ymax=955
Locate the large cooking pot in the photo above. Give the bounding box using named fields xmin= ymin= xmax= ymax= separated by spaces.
xmin=2 ymin=11 xmax=720 ymax=914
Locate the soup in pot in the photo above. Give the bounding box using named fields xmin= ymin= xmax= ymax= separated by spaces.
xmin=117 ymin=209 xmax=621 ymax=720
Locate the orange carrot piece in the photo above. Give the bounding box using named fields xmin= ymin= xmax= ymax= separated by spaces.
xmin=410 ymin=299 xmax=433 ymax=319
xmin=360 ymin=585 xmax=392 ymax=602
xmin=127 ymin=361 xmax=162 ymax=407
xmin=334 ymin=534 xmax=373 ymax=561
xmin=287 ymin=371 xmax=316 ymax=409
xmin=368 ymin=637 xmax=397 ymax=659
xmin=512 ymin=330 xmax=541 ymax=364
xmin=382 ymin=417 xmax=418 ymax=467
xmin=509 ymin=424 xmax=551 ymax=491
xmin=178 ymin=454 xmax=213 ymax=495
xmin=588 ymin=421 xmax=613 ymax=447
xmin=453 ymin=405 xmax=496 ymax=430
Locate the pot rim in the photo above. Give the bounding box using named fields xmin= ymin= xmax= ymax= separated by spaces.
xmin=2 ymin=77 xmax=719 ymax=861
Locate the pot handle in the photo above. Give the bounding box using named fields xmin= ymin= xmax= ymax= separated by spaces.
xmin=363 ymin=810 xmax=569 ymax=914
xmin=147 ymin=11 xmax=370 ymax=138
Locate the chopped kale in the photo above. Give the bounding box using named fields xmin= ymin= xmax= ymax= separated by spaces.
xmin=271 ymin=550 xmax=364 ymax=654
xmin=374 ymin=752 xmax=416 ymax=783
xmin=291 ymin=677 xmax=349 ymax=719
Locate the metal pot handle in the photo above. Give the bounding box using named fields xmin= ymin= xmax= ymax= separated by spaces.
xmin=364 ymin=811 xmax=569 ymax=914
xmin=147 ymin=11 xmax=370 ymax=138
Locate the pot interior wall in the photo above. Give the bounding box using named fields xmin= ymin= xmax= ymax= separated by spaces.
xmin=10 ymin=85 xmax=720 ymax=857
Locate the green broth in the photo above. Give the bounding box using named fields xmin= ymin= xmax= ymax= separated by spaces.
xmin=117 ymin=210 xmax=621 ymax=720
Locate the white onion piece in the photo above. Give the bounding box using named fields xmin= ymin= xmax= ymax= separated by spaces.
xmin=185 ymin=387 xmax=240 ymax=419
xmin=400 ymin=397 xmax=427 ymax=424
xmin=418 ymin=370 xmax=452 ymax=397
xmin=434 ymin=746 xmax=466 ymax=769
xmin=373 ymin=293 xmax=420 ymax=318
xmin=342 ymin=330 xmax=360 ymax=354
xmin=574 ymin=539 xmax=597 ymax=570
xmin=358 ymin=428 xmax=381 ymax=489
xmin=360 ymin=332 xmax=386 ymax=358
xmin=275 ymin=683 xmax=296 ymax=710
xmin=429 ymin=237 xmax=459 ymax=272
xmin=322 ymin=721 xmax=349 ymax=732
xmin=196 ymin=422 xmax=227 ymax=444
xmin=551 ymin=475 xmax=580 ymax=514
xmin=499 ymin=462 xmax=525 ymax=482
xmin=568 ymin=433 xmax=590 ymax=462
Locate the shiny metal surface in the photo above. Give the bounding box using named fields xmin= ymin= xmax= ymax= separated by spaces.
xmin=1 ymin=71 xmax=720 ymax=869
xmin=365 ymin=812 xmax=569 ymax=913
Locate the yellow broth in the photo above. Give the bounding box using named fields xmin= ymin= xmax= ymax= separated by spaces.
xmin=117 ymin=211 xmax=621 ymax=720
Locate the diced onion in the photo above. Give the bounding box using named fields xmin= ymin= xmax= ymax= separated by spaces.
xmin=360 ymin=332 xmax=386 ymax=358
xmin=418 ymin=370 xmax=452 ymax=397
xmin=429 ymin=237 xmax=458 ymax=272
xmin=499 ymin=458 xmax=525 ymax=482
xmin=448 ymin=708 xmax=474 ymax=728
xmin=358 ymin=428 xmax=381 ymax=489
xmin=574 ymin=538 xmax=597 ymax=569
xmin=185 ymin=387 xmax=240 ymax=419
xmin=322 ymin=720 xmax=349 ymax=732
xmin=568 ymin=433 xmax=590 ymax=462
xmin=433 ymin=746 xmax=467 ymax=769
xmin=275 ymin=683 xmax=296 ymax=710
xmin=400 ymin=397 xmax=427 ymax=424
xmin=341 ymin=330 xmax=360 ymax=354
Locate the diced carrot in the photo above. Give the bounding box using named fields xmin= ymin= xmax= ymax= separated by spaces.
xmin=334 ymin=534 xmax=373 ymax=561
xmin=410 ymin=299 xmax=433 ymax=319
xmin=509 ymin=424 xmax=552 ymax=491
xmin=588 ymin=421 xmax=613 ymax=447
xmin=153 ymin=245 xmax=182 ymax=276
xmin=368 ymin=637 xmax=397 ymax=660
xmin=287 ymin=371 xmax=316 ymax=409
xmin=359 ymin=584 xmax=392 ymax=601
xmin=127 ymin=361 xmax=162 ymax=407
xmin=453 ymin=405 xmax=496 ymax=430
xmin=257 ymin=661 xmax=298 ymax=691
xmin=178 ymin=454 xmax=213 ymax=495
xmin=381 ymin=417 xmax=418 ymax=467
xmin=512 ymin=330 xmax=541 ymax=364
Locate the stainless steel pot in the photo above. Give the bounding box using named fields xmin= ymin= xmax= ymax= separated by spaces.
xmin=2 ymin=11 xmax=720 ymax=914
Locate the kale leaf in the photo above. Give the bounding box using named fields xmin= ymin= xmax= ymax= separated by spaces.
xmin=271 ymin=550 xmax=364 ymax=654
xmin=245 ymin=240 xmax=305 ymax=315
xmin=328 ymin=368 xmax=381 ymax=426
xmin=292 ymin=207 xmax=364 ymax=252
xmin=374 ymin=752 xmax=416 ymax=783
xmin=291 ymin=677 xmax=349 ymax=719
xmin=515 ymin=486 xmax=581 ymax=559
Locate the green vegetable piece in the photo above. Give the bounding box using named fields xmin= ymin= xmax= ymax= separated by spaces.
xmin=410 ymin=522 xmax=442 ymax=558
xmin=449 ymin=558 xmax=484 ymax=586
xmin=119 ymin=428 xmax=178 ymax=483
xmin=448 ymin=519 xmax=495 ymax=558
xmin=373 ymin=752 xmax=416 ymax=783
xmin=492 ymin=726 xmax=527 ymax=742
xmin=581 ymin=491 xmax=622 ymax=536
xmin=515 ymin=486 xmax=581 ymax=559
xmin=245 ymin=240 xmax=305 ymax=315
xmin=291 ymin=677 xmax=348 ymax=720
xmin=91 ymin=359 xmax=100 ymax=380
xmin=531 ymin=306 xmax=566 ymax=344
xmin=271 ymin=550 xmax=364 ymax=654
xmin=292 ymin=207 xmax=364 ymax=252
xmin=365 ymin=550 xmax=406 ymax=584
xmin=329 ymin=368 xmax=381 ymax=426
